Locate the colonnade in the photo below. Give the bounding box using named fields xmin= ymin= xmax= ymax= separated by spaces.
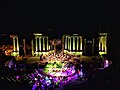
xmin=62 ymin=35 xmax=83 ymax=55
xmin=33 ymin=33 xmax=49 ymax=56
xmin=64 ymin=35 xmax=82 ymax=51
xmin=12 ymin=35 xmax=19 ymax=52
xmin=9 ymin=35 xmax=19 ymax=56
xmin=9 ymin=33 xmax=108 ymax=56
xmin=99 ymin=33 xmax=107 ymax=55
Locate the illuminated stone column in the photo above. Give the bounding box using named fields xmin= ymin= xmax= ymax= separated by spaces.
xmin=84 ymin=38 xmax=86 ymax=54
xmin=13 ymin=37 xmax=16 ymax=51
xmin=100 ymin=36 xmax=103 ymax=51
xmin=31 ymin=39 xmax=34 ymax=56
xmin=49 ymin=45 xmax=50 ymax=50
xmin=43 ymin=37 xmax=45 ymax=51
xmin=67 ymin=37 xmax=68 ymax=50
xmin=73 ymin=36 xmax=75 ymax=50
xmin=102 ymin=37 xmax=104 ymax=51
xmin=80 ymin=36 xmax=82 ymax=50
xmin=99 ymin=33 xmax=108 ymax=55
xmin=39 ymin=37 xmax=41 ymax=51
xmin=47 ymin=37 xmax=49 ymax=51
xmin=23 ymin=39 xmax=26 ymax=56
xmin=99 ymin=36 xmax=103 ymax=53
xmin=66 ymin=36 xmax=68 ymax=50
xmin=69 ymin=37 xmax=71 ymax=51
xmin=65 ymin=36 xmax=67 ymax=49
xmin=77 ymin=37 xmax=79 ymax=51
xmin=99 ymin=37 xmax=101 ymax=50
xmin=16 ymin=37 xmax=19 ymax=52
xmin=105 ymin=36 xmax=107 ymax=54
xmin=101 ymin=36 xmax=107 ymax=53
xmin=68 ymin=37 xmax=70 ymax=50
xmin=35 ymin=37 xmax=38 ymax=52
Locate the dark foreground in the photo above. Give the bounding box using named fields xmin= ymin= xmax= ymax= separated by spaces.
xmin=0 ymin=64 xmax=120 ymax=90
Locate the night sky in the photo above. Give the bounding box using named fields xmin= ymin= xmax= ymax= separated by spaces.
xmin=1 ymin=1 xmax=119 ymax=34
xmin=1 ymin=1 xmax=120 ymax=64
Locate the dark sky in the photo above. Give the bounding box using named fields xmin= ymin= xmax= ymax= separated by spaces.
xmin=1 ymin=0 xmax=120 ymax=64
xmin=1 ymin=0 xmax=120 ymax=34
